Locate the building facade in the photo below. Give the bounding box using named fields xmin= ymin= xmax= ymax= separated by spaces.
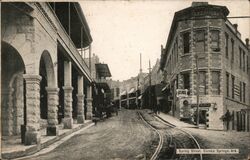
xmin=160 ymin=2 xmax=250 ymax=130
xmin=1 ymin=2 xmax=94 ymax=145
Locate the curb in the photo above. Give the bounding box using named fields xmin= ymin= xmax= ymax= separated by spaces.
xmin=2 ymin=121 xmax=93 ymax=159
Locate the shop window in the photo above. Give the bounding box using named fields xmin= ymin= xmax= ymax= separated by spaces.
xmin=211 ymin=30 xmax=220 ymax=51
xmin=183 ymin=32 xmax=190 ymax=54
xmin=195 ymin=30 xmax=205 ymax=52
xmin=212 ymin=71 xmax=220 ymax=95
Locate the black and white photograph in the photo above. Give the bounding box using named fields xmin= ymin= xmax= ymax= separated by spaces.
xmin=0 ymin=0 xmax=250 ymax=159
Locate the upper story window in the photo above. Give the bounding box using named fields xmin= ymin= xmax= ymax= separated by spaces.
xmin=199 ymin=71 xmax=207 ymax=95
xmin=226 ymin=72 xmax=229 ymax=97
xmin=243 ymin=51 xmax=246 ymax=72
xmin=212 ymin=71 xmax=220 ymax=95
xmin=239 ymin=47 xmax=242 ymax=69
xmin=183 ymin=32 xmax=190 ymax=54
xmin=195 ymin=30 xmax=205 ymax=52
xmin=231 ymin=75 xmax=235 ymax=99
xmin=231 ymin=39 xmax=234 ymax=62
xmin=211 ymin=30 xmax=220 ymax=52
xmin=243 ymin=82 xmax=246 ymax=103
xmin=183 ymin=73 xmax=190 ymax=91
xmin=225 ymin=33 xmax=229 ymax=58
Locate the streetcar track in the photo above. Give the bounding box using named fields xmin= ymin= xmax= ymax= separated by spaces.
xmin=137 ymin=112 xmax=164 ymax=160
xmin=155 ymin=115 xmax=203 ymax=160
xmin=138 ymin=111 xmax=203 ymax=160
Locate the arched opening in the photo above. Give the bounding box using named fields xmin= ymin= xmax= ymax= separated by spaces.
xmin=39 ymin=51 xmax=56 ymax=127
xmin=1 ymin=41 xmax=25 ymax=137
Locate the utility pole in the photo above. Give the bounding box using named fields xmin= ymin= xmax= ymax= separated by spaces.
xmin=148 ymin=60 xmax=152 ymax=109
xmin=195 ymin=54 xmax=200 ymax=127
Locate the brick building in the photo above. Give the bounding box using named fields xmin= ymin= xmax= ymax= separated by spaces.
xmin=160 ymin=2 xmax=250 ymax=130
xmin=1 ymin=2 xmax=94 ymax=146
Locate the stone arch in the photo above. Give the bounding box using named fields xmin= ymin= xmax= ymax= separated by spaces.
xmin=1 ymin=41 xmax=26 ymax=136
xmin=39 ymin=51 xmax=56 ymax=121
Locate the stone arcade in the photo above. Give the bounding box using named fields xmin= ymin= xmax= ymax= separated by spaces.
xmin=1 ymin=2 xmax=93 ymax=145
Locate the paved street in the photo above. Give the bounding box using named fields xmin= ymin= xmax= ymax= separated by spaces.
xmin=22 ymin=109 xmax=158 ymax=160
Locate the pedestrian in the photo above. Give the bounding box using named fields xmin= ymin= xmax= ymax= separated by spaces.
xmin=224 ymin=110 xmax=231 ymax=130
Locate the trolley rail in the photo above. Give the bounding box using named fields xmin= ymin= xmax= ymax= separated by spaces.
xmin=138 ymin=111 xmax=202 ymax=160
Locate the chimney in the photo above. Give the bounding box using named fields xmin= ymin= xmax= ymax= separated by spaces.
xmin=233 ymin=23 xmax=238 ymax=31
xmin=246 ymin=38 xmax=249 ymax=48
xmin=192 ymin=2 xmax=208 ymax=7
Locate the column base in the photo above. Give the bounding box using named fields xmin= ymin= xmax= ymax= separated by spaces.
xmin=77 ymin=115 xmax=85 ymax=124
xmin=47 ymin=126 xmax=59 ymax=136
xmin=24 ymin=131 xmax=40 ymax=145
xmin=63 ymin=118 xmax=73 ymax=129
xmin=86 ymin=112 xmax=92 ymax=120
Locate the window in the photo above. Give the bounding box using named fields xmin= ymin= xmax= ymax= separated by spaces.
xmin=243 ymin=51 xmax=246 ymax=71
xmin=212 ymin=71 xmax=220 ymax=95
xmin=195 ymin=30 xmax=205 ymax=52
xmin=247 ymin=56 xmax=249 ymax=72
xmin=183 ymin=73 xmax=190 ymax=90
xmin=232 ymin=75 xmax=235 ymax=99
xmin=231 ymin=39 xmax=234 ymax=62
xmin=225 ymin=33 xmax=229 ymax=58
xmin=176 ymin=39 xmax=178 ymax=61
xmin=199 ymin=71 xmax=207 ymax=95
xmin=226 ymin=73 xmax=229 ymax=97
xmin=243 ymin=82 xmax=246 ymax=103
xmin=239 ymin=82 xmax=242 ymax=101
xmin=239 ymin=47 xmax=242 ymax=69
xmin=183 ymin=32 xmax=190 ymax=54
xmin=211 ymin=30 xmax=220 ymax=51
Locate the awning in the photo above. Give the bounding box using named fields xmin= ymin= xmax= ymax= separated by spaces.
xmin=138 ymin=95 xmax=142 ymax=99
xmin=128 ymin=88 xmax=135 ymax=94
xmin=120 ymin=91 xmax=127 ymax=96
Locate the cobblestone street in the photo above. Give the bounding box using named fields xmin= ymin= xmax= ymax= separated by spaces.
xmin=21 ymin=109 xmax=157 ymax=160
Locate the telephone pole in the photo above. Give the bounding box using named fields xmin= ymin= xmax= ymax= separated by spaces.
xmin=195 ymin=54 xmax=200 ymax=127
xmin=148 ymin=60 xmax=152 ymax=109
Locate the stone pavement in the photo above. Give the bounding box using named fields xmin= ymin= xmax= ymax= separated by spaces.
xmin=2 ymin=121 xmax=93 ymax=159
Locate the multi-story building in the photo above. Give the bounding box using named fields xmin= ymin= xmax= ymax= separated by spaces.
xmin=85 ymin=54 xmax=112 ymax=111
xmin=1 ymin=2 xmax=94 ymax=146
xmin=160 ymin=2 xmax=250 ymax=130
xmin=140 ymin=59 xmax=167 ymax=110
xmin=106 ymin=79 xmax=121 ymax=105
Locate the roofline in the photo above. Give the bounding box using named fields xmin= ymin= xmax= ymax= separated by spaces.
xmin=73 ymin=2 xmax=93 ymax=45
xmin=160 ymin=3 xmax=230 ymax=70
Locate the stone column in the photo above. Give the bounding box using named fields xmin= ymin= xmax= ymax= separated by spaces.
xmin=1 ymin=88 xmax=14 ymax=136
xmin=86 ymin=85 xmax=93 ymax=120
xmin=77 ymin=76 xmax=85 ymax=123
xmin=23 ymin=74 xmax=41 ymax=145
xmin=63 ymin=61 xmax=73 ymax=129
xmin=46 ymin=87 xmax=59 ymax=136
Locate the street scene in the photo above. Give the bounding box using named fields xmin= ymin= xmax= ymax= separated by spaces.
xmin=1 ymin=1 xmax=250 ymax=160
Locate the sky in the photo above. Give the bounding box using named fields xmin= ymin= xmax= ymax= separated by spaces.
xmin=80 ymin=0 xmax=250 ymax=81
